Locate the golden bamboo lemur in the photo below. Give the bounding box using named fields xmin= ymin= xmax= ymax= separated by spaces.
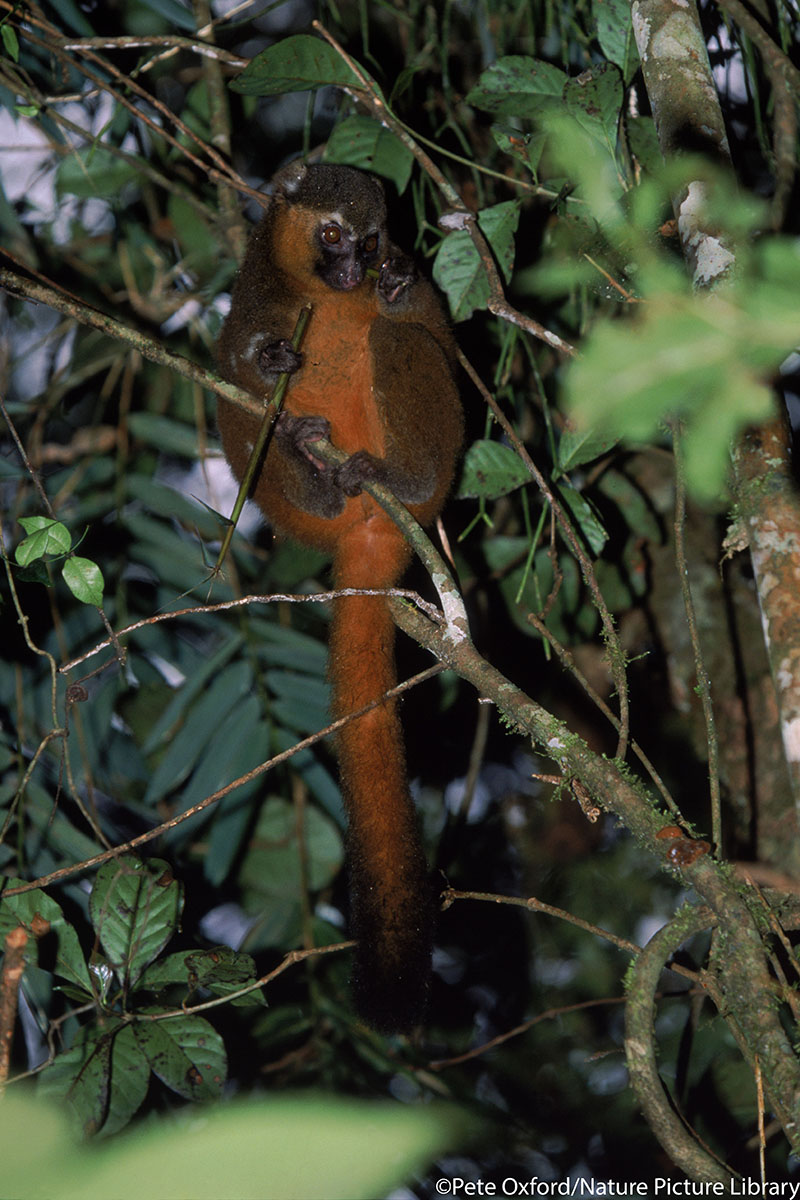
xmin=216 ymin=161 xmax=463 ymax=1033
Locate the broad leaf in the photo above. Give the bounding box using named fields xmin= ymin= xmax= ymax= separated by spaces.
xmin=231 ymin=35 xmax=373 ymax=97
xmin=134 ymin=1013 xmax=227 ymax=1101
xmin=89 ymin=857 xmax=183 ymax=988
xmin=456 ymin=439 xmax=531 ymax=500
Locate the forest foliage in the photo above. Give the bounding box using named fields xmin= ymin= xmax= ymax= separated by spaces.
xmin=1 ymin=0 xmax=800 ymax=1193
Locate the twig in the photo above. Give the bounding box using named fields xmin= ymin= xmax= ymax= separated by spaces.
xmin=212 ymin=304 xmax=313 ymax=576
xmin=429 ymin=995 xmax=626 ymax=1070
xmin=0 ymin=261 xmax=263 ymax=419
xmin=0 ymin=927 xmax=28 ymax=1093
xmin=141 ymin=941 xmax=354 ymax=1021
xmin=672 ymin=426 xmax=722 ymax=850
xmin=10 ymin=8 xmax=268 ymax=209
xmin=526 ymin=609 xmax=679 ymax=814
xmin=58 ymin=589 xmax=443 ymax=676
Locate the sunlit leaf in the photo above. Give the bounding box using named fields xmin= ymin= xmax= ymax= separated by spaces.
xmin=62 ymin=555 xmax=104 ymax=605
xmin=14 ymin=517 xmax=71 ymax=564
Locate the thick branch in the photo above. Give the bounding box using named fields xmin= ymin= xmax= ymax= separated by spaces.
xmin=624 ymin=906 xmax=734 ymax=1184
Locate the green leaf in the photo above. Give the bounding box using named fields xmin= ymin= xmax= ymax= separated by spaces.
xmin=98 ymin=1024 xmax=151 ymax=1137
xmin=0 ymin=883 xmax=92 ymax=991
xmin=266 ymin=667 xmax=330 ymax=734
xmin=491 ymin=125 xmax=547 ymax=176
xmin=557 ymin=483 xmax=608 ymax=556
xmin=465 ymin=56 xmax=567 ymax=118
xmin=14 ymin=516 xmax=71 ymax=565
xmin=62 ymin=555 xmax=104 ymax=605
xmin=243 ymin=796 xmax=343 ymax=896
xmin=38 ymin=1025 xmax=116 ymax=1137
xmin=135 ymin=0 xmax=196 ymax=31
xmin=626 ymin=116 xmax=662 ymax=175
xmin=564 ymin=283 xmax=784 ymax=500
xmin=89 ymin=857 xmax=183 ymax=988
xmin=127 ymin=411 xmax=200 ymax=457
xmin=3 ymin=1091 xmax=466 ymax=1200
xmin=593 ymin=0 xmax=640 ymax=83
xmin=230 ymin=34 xmax=372 ymax=97
xmin=433 ymin=202 xmax=520 ymax=321
xmin=57 ymin=146 xmax=141 ymax=199
xmin=557 ymin=427 xmax=619 ymax=473
xmin=141 ymin=633 xmax=244 ymax=756
xmin=2 ymin=24 xmax=19 ymax=62
xmin=161 ymin=698 xmax=269 ymax=853
xmin=143 ymin=661 xmax=253 ymax=804
xmin=479 ymin=201 xmax=521 ymax=284
xmin=134 ymin=1013 xmax=227 ymax=1101
xmin=563 ymin=63 xmax=623 ymax=157
xmin=38 ymin=1023 xmax=150 ymax=1138
xmin=238 ymin=797 xmax=343 ymax=950
xmin=324 ymin=117 xmax=414 ymax=192
xmin=456 ymin=439 xmax=531 ymax=499
xmin=138 ymin=947 xmax=266 ymax=1008
xmin=596 ymin=469 xmax=663 ymax=544
xmin=252 ymin=620 xmax=327 ymax=677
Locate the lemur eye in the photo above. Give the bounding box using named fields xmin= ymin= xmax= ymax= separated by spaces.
xmin=362 ymin=234 xmax=378 ymax=254
xmin=321 ymin=224 xmax=341 ymax=245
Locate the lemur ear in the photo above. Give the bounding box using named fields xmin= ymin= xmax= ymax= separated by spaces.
xmin=270 ymin=158 xmax=308 ymax=198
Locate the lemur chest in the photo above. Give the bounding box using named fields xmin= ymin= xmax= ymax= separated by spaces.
xmin=285 ymin=298 xmax=386 ymax=459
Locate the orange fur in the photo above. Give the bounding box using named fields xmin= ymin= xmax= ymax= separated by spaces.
xmin=216 ymin=163 xmax=461 ymax=1031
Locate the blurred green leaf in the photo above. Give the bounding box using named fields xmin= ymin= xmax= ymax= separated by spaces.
xmin=3 ymin=1091 xmax=465 ymax=1200
xmin=57 ymin=146 xmax=141 ymax=199
xmin=563 ymin=63 xmax=623 ymax=157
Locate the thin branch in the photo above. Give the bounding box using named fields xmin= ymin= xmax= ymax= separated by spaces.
xmin=672 ymin=427 xmax=722 ymax=849
xmin=56 ymin=35 xmax=247 ymax=68
xmin=430 ymin=995 xmax=626 ymax=1070
xmin=11 ymin=8 xmax=268 ymax=209
xmin=58 ymin=589 xmax=443 ymax=677
xmin=0 ymin=261 xmax=263 ymax=419
xmin=526 ymin=609 xmax=679 ymax=814
xmin=0 ymin=927 xmax=28 ymax=1094
xmin=140 ymin=941 xmax=354 ymax=1022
